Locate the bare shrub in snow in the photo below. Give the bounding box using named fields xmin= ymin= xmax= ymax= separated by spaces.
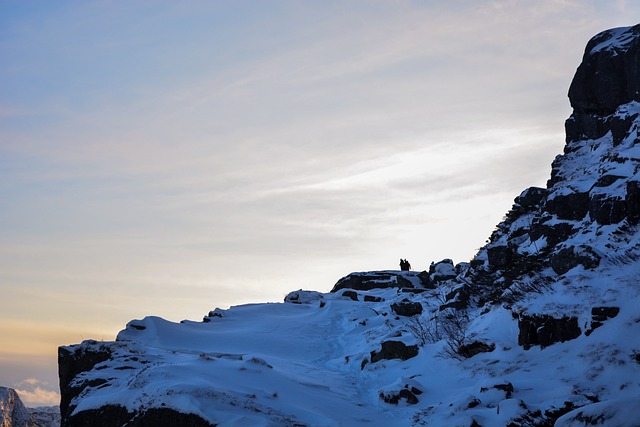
xmin=405 ymin=308 xmax=471 ymax=360
xmin=438 ymin=308 xmax=471 ymax=360
xmin=406 ymin=316 xmax=441 ymax=346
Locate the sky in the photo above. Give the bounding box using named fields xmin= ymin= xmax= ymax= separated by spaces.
xmin=1 ymin=0 xmax=638 ymax=407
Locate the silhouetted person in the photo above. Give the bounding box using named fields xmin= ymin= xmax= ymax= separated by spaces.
xmin=400 ymin=259 xmax=410 ymax=271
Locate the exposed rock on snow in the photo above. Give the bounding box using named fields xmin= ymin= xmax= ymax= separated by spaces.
xmin=517 ymin=313 xmax=582 ymax=349
xmin=370 ymin=340 xmax=419 ymax=363
xmin=390 ymin=300 xmax=423 ymax=317
xmin=58 ymin=23 xmax=640 ymax=427
xmin=331 ymin=270 xmax=421 ymax=292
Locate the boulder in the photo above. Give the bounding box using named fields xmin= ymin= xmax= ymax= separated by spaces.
xmin=515 ymin=187 xmax=548 ymax=210
xmin=370 ymin=341 xmax=419 ymax=363
xmin=517 ymin=314 xmax=581 ymax=349
xmin=417 ymin=270 xmax=435 ymax=288
xmin=284 ymin=290 xmax=324 ymax=304
xmin=390 ymin=301 xmax=423 ymax=317
xmin=429 ymin=259 xmax=457 ymax=282
xmin=331 ymin=272 xmax=414 ymax=292
xmin=550 ymin=245 xmax=600 ymax=275
xmin=457 ymin=341 xmax=496 ymax=358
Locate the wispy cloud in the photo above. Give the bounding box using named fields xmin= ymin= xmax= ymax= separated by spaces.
xmin=2 ymin=1 xmax=640 ymax=394
xmin=14 ymin=378 xmax=60 ymax=407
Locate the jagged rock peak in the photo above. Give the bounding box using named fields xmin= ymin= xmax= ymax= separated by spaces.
xmin=0 ymin=387 xmax=35 ymax=427
xmin=569 ymin=24 xmax=640 ymax=115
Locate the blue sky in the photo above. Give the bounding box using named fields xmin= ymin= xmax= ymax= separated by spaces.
xmin=1 ymin=0 xmax=639 ymax=406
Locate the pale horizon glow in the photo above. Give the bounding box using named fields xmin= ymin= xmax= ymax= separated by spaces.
xmin=1 ymin=1 xmax=639 ymax=406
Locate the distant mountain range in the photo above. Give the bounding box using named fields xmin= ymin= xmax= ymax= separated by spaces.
xmin=58 ymin=24 xmax=640 ymax=427
xmin=0 ymin=387 xmax=59 ymax=427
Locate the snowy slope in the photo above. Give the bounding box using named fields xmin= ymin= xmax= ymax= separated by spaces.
xmin=59 ymin=24 xmax=640 ymax=427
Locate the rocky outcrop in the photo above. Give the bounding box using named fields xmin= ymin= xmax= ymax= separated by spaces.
xmin=331 ymin=271 xmax=419 ymax=292
xmin=62 ymin=405 xmax=215 ymax=427
xmin=58 ymin=340 xmax=218 ymax=427
xmin=517 ymin=314 xmax=581 ymax=350
xmin=58 ymin=341 xmax=115 ymax=424
xmin=568 ymin=25 xmax=640 ymax=115
xmin=0 ymin=387 xmax=34 ymax=427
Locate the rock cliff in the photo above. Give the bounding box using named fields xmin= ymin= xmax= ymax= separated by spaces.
xmin=59 ymin=25 xmax=640 ymax=427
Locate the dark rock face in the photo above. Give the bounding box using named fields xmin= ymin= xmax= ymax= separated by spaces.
xmin=63 ymin=405 xmax=216 ymax=427
xmin=517 ymin=314 xmax=581 ymax=349
xmin=529 ymin=221 xmax=576 ymax=248
xmin=370 ymin=341 xmax=419 ymax=363
xmin=626 ymin=181 xmax=640 ymax=224
xmin=331 ymin=272 xmax=414 ymax=292
xmin=564 ymin=112 xmax=611 ymax=143
xmin=58 ymin=341 xmax=115 ymax=423
xmin=544 ymin=192 xmax=590 ymax=220
xmin=550 ymin=245 xmax=600 ymax=275
xmin=569 ymin=24 xmax=640 ymax=115
xmin=390 ymin=301 xmax=423 ymax=317
xmin=585 ymin=306 xmax=620 ymax=336
xmin=588 ymin=193 xmax=627 ymax=225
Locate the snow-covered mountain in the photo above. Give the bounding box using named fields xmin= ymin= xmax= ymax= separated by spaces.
xmin=58 ymin=24 xmax=640 ymax=427
xmin=0 ymin=387 xmax=34 ymax=427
